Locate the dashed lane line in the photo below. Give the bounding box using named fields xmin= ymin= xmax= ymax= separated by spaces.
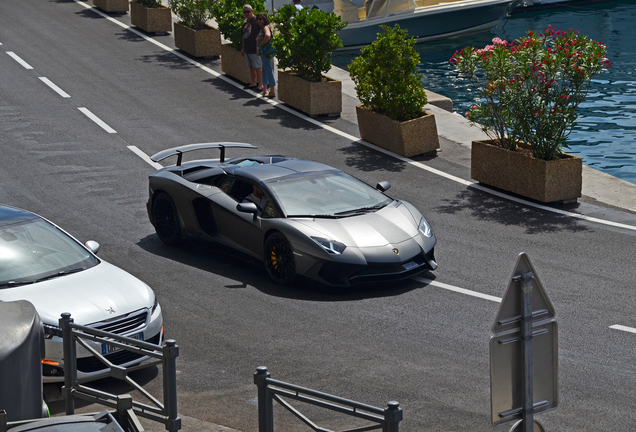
xmin=413 ymin=277 xmax=502 ymax=303
xmin=128 ymin=145 xmax=162 ymax=169
xmin=78 ymin=107 xmax=117 ymax=133
xmin=610 ymin=325 xmax=636 ymax=334
xmin=39 ymin=77 xmax=71 ymax=98
xmin=6 ymin=51 xmax=33 ymax=69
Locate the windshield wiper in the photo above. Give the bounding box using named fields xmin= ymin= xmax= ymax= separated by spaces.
xmin=287 ymin=214 xmax=340 ymax=219
xmin=33 ymin=267 xmax=87 ymax=283
xmin=334 ymin=203 xmax=387 ymax=216
xmin=357 ymin=203 xmax=388 ymax=212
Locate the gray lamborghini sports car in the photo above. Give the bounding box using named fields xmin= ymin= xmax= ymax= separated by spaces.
xmin=146 ymin=143 xmax=437 ymax=287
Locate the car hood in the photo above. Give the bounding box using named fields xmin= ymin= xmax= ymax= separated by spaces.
xmin=0 ymin=261 xmax=154 ymax=326
xmin=294 ymin=203 xmax=419 ymax=247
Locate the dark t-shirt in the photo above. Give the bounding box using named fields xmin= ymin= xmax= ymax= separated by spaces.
xmin=242 ymin=17 xmax=261 ymax=54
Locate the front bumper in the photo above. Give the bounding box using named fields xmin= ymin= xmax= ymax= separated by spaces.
xmin=309 ymin=247 xmax=437 ymax=287
xmin=42 ymin=304 xmax=164 ymax=383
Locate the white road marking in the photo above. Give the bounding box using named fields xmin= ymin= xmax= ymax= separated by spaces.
xmin=78 ymin=107 xmax=117 ymax=133
xmin=7 ymin=51 xmax=33 ymax=69
xmin=39 ymin=77 xmax=71 ymax=98
xmin=413 ymin=277 xmax=502 ymax=303
xmin=610 ymin=325 xmax=636 ymax=334
xmin=128 ymin=146 xmax=163 ymax=169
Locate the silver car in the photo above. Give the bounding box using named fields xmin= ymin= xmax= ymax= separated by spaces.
xmin=0 ymin=205 xmax=163 ymax=383
xmin=147 ymin=143 xmax=437 ymax=287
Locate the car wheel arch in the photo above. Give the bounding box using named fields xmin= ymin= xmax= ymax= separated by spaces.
xmin=263 ymin=231 xmax=297 ymax=285
xmin=151 ymin=191 xmax=182 ymax=245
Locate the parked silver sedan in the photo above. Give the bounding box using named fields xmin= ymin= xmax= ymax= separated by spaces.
xmin=0 ymin=205 xmax=163 ymax=383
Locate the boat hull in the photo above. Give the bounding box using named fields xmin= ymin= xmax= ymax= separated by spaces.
xmin=336 ymin=0 xmax=519 ymax=47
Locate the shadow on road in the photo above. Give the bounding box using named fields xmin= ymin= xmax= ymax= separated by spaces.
xmin=137 ymin=234 xmax=427 ymax=302
xmin=339 ymin=143 xmax=409 ymax=173
xmin=437 ymin=187 xmax=591 ymax=234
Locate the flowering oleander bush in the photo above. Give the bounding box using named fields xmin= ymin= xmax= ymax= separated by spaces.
xmin=450 ymin=26 xmax=610 ymax=160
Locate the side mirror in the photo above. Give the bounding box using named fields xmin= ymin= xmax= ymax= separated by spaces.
xmin=376 ymin=181 xmax=391 ymax=192
xmin=85 ymin=240 xmax=100 ymax=255
xmin=237 ymin=202 xmax=259 ymax=220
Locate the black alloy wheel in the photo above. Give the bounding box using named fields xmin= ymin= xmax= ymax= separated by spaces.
xmin=264 ymin=232 xmax=296 ymax=285
xmin=151 ymin=192 xmax=181 ymax=245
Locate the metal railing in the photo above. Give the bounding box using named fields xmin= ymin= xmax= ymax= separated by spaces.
xmin=254 ymin=366 xmax=403 ymax=432
xmin=59 ymin=312 xmax=181 ymax=432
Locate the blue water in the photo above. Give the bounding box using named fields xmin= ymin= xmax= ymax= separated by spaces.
xmin=331 ymin=0 xmax=636 ymax=184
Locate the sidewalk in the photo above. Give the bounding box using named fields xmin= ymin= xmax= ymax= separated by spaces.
xmin=326 ymin=65 xmax=636 ymax=214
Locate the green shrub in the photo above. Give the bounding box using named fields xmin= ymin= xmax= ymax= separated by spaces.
xmin=270 ymin=5 xmax=346 ymax=82
xmin=136 ymin=0 xmax=163 ymax=8
xmin=348 ymin=25 xmax=427 ymax=121
xmin=211 ymin=0 xmax=266 ymax=50
xmin=168 ymin=0 xmax=215 ymax=30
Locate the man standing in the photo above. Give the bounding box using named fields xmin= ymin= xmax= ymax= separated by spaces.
xmin=293 ymin=0 xmax=303 ymax=9
xmin=241 ymin=5 xmax=262 ymax=90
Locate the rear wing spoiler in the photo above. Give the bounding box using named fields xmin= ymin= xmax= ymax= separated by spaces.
xmin=151 ymin=142 xmax=257 ymax=166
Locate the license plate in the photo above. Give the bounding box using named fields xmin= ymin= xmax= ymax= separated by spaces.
xmin=402 ymin=261 xmax=418 ymax=271
xmin=102 ymin=333 xmax=143 ymax=355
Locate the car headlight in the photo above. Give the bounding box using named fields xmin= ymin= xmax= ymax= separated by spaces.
xmin=418 ymin=217 xmax=432 ymax=238
xmin=311 ymin=237 xmax=346 ymax=254
xmin=151 ymin=293 xmax=159 ymax=314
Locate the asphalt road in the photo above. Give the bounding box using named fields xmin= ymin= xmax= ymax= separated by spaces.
xmin=2 ymin=1 xmax=636 ymax=431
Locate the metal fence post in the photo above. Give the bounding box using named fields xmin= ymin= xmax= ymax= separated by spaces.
xmin=116 ymin=394 xmax=133 ymax=427
xmin=1 ymin=410 xmax=7 ymax=432
xmin=254 ymin=366 xmax=273 ymax=432
xmin=519 ymin=272 xmax=535 ymax=432
xmin=162 ymin=339 xmax=181 ymax=432
xmin=59 ymin=312 xmax=76 ymax=415
xmin=383 ymin=401 xmax=402 ymax=432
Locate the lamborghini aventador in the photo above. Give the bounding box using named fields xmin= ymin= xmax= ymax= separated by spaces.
xmin=147 ymin=143 xmax=437 ymax=287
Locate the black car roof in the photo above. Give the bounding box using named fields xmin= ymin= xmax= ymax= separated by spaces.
xmin=0 ymin=205 xmax=39 ymax=227
xmin=229 ymin=159 xmax=340 ymax=183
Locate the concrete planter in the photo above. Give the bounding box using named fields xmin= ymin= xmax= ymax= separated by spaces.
xmin=356 ymin=106 xmax=439 ymax=157
xmin=93 ymin=0 xmax=129 ymax=13
xmin=174 ymin=22 xmax=221 ymax=58
xmin=278 ymin=71 xmax=341 ymax=117
xmin=471 ymin=139 xmax=583 ymax=203
xmin=130 ymin=1 xmax=172 ymax=33
xmin=220 ymin=44 xmax=252 ymax=85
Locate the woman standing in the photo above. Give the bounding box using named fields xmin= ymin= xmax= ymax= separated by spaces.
xmin=256 ymin=12 xmax=276 ymax=98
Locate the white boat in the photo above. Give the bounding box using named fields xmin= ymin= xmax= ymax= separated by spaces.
xmin=292 ymin=0 xmax=521 ymax=48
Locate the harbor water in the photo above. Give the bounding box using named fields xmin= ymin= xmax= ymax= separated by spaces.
xmin=331 ymin=0 xmax=636 ymax=185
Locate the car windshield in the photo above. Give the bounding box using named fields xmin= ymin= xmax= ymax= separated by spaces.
xmin=0 ymin=218 xmax=98 ymax=287
xmin=266 ymin=172 xmax=393 ymax=217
